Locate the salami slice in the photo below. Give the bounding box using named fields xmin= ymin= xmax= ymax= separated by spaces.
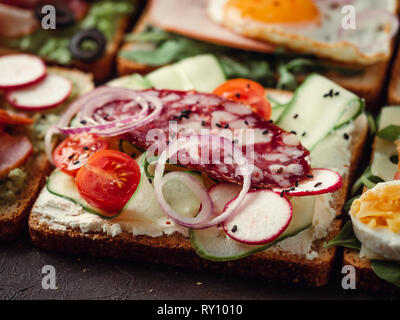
xmin=112 ymin=90 xmax=312 ymax=189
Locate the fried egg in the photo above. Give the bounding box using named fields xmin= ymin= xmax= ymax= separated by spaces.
xmin=350 ymin=180 xmax=400 ymax=261
xmin=208 ymin=0 xmax=398 ymax=65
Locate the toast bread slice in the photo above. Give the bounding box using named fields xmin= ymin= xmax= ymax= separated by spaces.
xmin=0 ymin=15 xmax=130 ymax=82
xmin=0 ymin=67 xmax=94 ymax=242
xmin=388 ymin=47 xmax=400 ymax=105
xmin=343 ymin=248 xmax=399 ymax=293
xmin=28 ymin=90 xmax=369 ymax=287
xmin=117 ymin=2 xmax=394 ymax=109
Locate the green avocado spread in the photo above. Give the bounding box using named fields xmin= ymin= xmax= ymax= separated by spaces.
xmin=0 ymin=168 xmax=27 ymax=205
xmin=0 ymin=0 xmax=134 ymax=64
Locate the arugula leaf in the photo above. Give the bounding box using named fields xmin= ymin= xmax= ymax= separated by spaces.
xmin=344 ymin=195 xmax=360 ymax=212
xmin=371 ymin=260 xmax=400 ymax=288
xmin=276 ymin=63 xmax=298 ymax=91
xmin=120 ymin=27 xmax=365 ymax=90
xmin=351 ymin=165 xmax=384 ymax=195
xmin=324 ymin=221 xmax=361 ymax=250
xmin=366 ymin=112 xmax=377 ymax=140
xmin=377 ymin=125 xmax=400 ymax=142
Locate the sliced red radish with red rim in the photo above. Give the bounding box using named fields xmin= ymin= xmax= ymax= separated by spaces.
xmin=6 ymin=74 xmax=73 ymax=110
xmin=273 ymin=168 xmax=342 ymax=197
xmin=222 ymin=190 xmax=292 ymax=245
xmin=0 ymin=54 xmax=46 ymax=90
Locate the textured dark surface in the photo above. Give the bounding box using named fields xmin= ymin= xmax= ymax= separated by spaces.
xmin=1 ymin=230 xmax=399 ymax=300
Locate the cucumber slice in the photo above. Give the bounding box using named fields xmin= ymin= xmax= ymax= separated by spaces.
xmin=175 ymin=54 xmax=226 ymax=93
xmin=276 ymin=74 xmax=364 ymax=150
xmin=46 ymin=170 xmax=132 ymax=219
xmin=190 ymin=196 xmax=315 ymax=261
xmin=107 ymin=74 xmax=152 ymax=90
xmin=371 ymin=106 xmax=400 ymax=182
xmin=146 ymin=64 xmax=194 ymax=91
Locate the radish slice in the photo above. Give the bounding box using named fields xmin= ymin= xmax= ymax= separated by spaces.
xmin=222 ymin=190 xmax=292 ymax=245
xmin=6 ymin=74 xmax=73 ymax=110
xmin=0 ymin=54 xmax=46 ymax=90
xmin=273 ymin=168 xmax=342 ymax=197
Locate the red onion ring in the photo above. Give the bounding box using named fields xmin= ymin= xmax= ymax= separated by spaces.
xmin=44 ymin=87 xmax=164 ymax=164
xmin=154 ymin=134 xmax=251 ymax=229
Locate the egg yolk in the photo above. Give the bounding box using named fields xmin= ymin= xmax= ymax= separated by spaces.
xmin=351 ymin=184 xmax=400 ymax=233
xmin=226 ymin=0 xmax=320 ymax=24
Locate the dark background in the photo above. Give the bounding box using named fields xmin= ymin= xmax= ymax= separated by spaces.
xmin=1 ymin=231 xmax=399 ymax=300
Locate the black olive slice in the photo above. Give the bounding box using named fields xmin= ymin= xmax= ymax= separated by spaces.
xmin=69 ymin=28 xmax=107 ymax=63
xmin=34 ymin=2 xmax=75 ymax=28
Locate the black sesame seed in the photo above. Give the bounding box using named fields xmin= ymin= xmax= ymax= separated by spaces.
xmin=231 ymin=225 xmax=238 ymax=233
xmin=201 ymin=120 xmax=206 ymax=126
xmin=73 ymin=161 xmax=80 ymax=165
xmin=216 ymin=123 xmax=222 ymax=128
xmin=83 ymin=146 xmax=89 ymax=151
xmin=80 ymin=120 xmax=87 ymax=125
xmin=291 ymin=131 xmax=297 ymax=135
xmin=235 ymin=93 xmax=241 ymax=98
xmin=68 ymin=153 xmax=75 ymax=160
xmin=314 ymin=182 xmax=322 ymax=188
xmin=290 ymin=187 xmax=296 ymax=191
xmin=268 ymin=120 xmax=274 ymax=124
xmin=244 ymin=120 xmax=249 ymax=125
xmin=280 ymin=191 xmax=285 ymax=198
xmin=182 ymin=114 xmax=190 ymax=119
xmin=306 ymin=174 xmax=314 ymax=179
xmin=343 ymin=133 xmax=350 ymax=140
xmin=103 ymin=114 xmax=110 ymax=120
xmin=262 ymin=129 xmax=270 ymax=135
xmin=293 ymin=114 xmax=299 ymax=119
xmin=224 ymin=124 xmax=229 ymax=129
xmin=295 ymin=180 xmax=299 ymax=187
xmin=148 ymin=178 xmax=152 ymax=184
xmin=302 ymin=132 xmax=307 ymax=137
xmin=233 ymin=139 xmax=239 ymax=144
xmin=335 ymin=91 xmax=340 ymax=96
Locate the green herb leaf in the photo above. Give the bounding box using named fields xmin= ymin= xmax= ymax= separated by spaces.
xmin=351 ymin=165 xmax=384 ymax=195
xmin=324 ymin=221 xmax=361 ymax=250
xmin=344 ymin=195 xmax=360 ymax=212
xmin=377 ymin=125 xmax=400 ymax=142
xmin=366 ymin=112 xmax=377 ymax=139
xmin=276 ymin=63 xmax=298 ymax=91
xmin=371 ymin=260 xmax=400 ymax=288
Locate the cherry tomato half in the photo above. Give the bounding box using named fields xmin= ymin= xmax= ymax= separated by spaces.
xmin=75 ymin=150 xmax=141 ymax=215
xmin=53 ymin=133 xmax=109 ymax=177
xmin=213 ymin=79 xmax=272 ymax=120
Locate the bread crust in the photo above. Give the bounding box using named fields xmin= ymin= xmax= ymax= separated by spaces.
xmin=388 ymin=47 xmax=400 ymax=105
xmin=28 ymin=114 xmax=369 ymax=287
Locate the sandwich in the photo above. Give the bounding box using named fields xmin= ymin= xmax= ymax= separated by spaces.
xmin=327 ymin=105 xmax=400 ymax=292
xmin=0 ymin=0 xmax=137 ymax=81
xmin=28 ymin=54 xmax=368 ymax=287
xmin=0 ymin=53 xmax=94 ymax=241
xmin=117 ymin=0 xmax=399 ymax=108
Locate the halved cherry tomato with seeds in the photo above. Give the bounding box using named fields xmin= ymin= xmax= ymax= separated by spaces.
xmin=53 ymin=133 xmax=108 ymax=177
xmin=213 ymin=78 xmax=272 ymax=120
xmin=75 ymin=150 xmax=141 ymax=214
